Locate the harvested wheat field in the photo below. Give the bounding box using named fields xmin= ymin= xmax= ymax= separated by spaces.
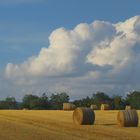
xmin=0 ymin=110 xmax=140 ymax=140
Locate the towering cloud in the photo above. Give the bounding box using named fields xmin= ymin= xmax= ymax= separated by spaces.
xmin=6 ymin=20 xmax=116 ymax=77
xmin=5 ymin=16 xmax=140 ymax=96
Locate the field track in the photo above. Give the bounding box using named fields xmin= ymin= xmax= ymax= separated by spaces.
xmin=0 ymin=110 xmax=140 ymax=140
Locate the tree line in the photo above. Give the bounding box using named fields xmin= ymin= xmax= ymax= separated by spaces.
xmin=0 ymin=91 xmax=140 ymax=110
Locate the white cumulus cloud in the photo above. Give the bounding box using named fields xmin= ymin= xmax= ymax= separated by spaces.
xmin=5 ymin=20 xmax=116 ymax=78
xmin=5 ymin=15 xmax=140 ymax=97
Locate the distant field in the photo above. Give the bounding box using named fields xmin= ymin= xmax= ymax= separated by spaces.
xmin=0 ymin=110 xmax=140 ymax=140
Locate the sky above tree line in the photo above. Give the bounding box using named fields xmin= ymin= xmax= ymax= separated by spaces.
xmin=0 ymin=0 xmax=140 ymax=100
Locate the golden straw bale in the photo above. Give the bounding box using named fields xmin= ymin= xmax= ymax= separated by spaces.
xmin=73 ymin=107 xmax=95 ymax=125
xmin=90 ymin=104 xmax=98 ymax=110
xmin=117 ymin=110 xmax=138 ymax=127
xmin=63 ymin=103 xmax=76 ymax=111
xmin=125 ymin=106 xmax=131 ymax=110
xmin=23 ymin=108 xmax=29 ymax=110
xmin=100 ymin=104 xmax=109 ymax=110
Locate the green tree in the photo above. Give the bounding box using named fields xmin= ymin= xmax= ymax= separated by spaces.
xmin=73 ymin=96 xmax=93 ymax=107
xmin=0 ymin=101 xmax=9 ymax=109
xmin=22 ymin=94 xmax=50 ymax=110
xmin=0 ymin=96 xmax=18 ymax=109
xmin=125 ymin=91 xmax=140 ymax=109
xmin=5 ymin=96 xmax=17 ymax=109
xmin=112 ymin=95 xmax=125 ymax=110
xmin=22 ymin=94 xmax=39 ymax=109
xmin=38 ymin=93 xmax=50 ymax=109
xmin=92 ymin=91 xmax=111 ymax=108
xmin=50 ymin=92 xmax=69 ymax=109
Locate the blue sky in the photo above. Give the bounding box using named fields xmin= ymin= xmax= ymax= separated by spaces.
xmin=0 ymin=0 xmax=140 ymax=68
xmin=1 ymin=0 xmax=140 ymax=99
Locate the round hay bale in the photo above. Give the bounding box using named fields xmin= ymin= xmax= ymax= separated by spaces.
xmin=63 ymin=103 xmax=76 ymax=111
xmin=100 ymin=104 xmax=109 ymax=110
xmin=125 ymin=105 xmax=131 ymax=110
xmin=90 ymin=104 xmax=98 ymax=110
xmin=23 ymin=108 xmax=29 ymax=110
xmin=73 ymin=107 xmax=95 ymax=125
xmin=117 ymin=110 xmax=138 ymax=127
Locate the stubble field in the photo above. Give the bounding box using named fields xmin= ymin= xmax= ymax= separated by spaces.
xmin=0 ymin=110 xmax=139 ymax=140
